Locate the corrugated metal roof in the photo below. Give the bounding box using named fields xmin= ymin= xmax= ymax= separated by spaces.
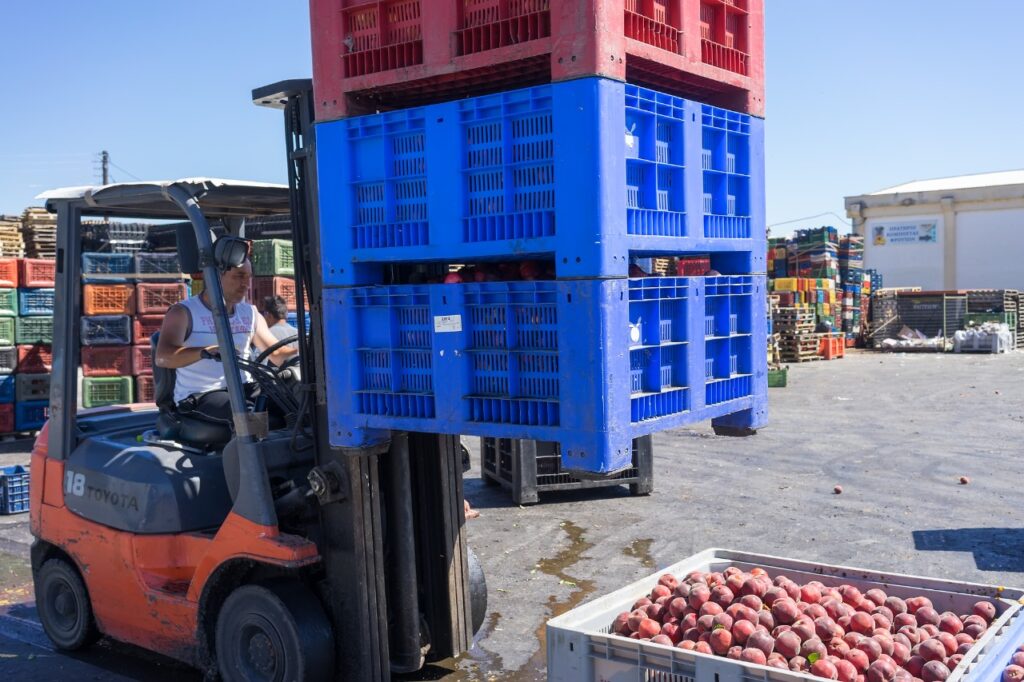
xmin=871 ymin=169 xmax=1024 ymax=195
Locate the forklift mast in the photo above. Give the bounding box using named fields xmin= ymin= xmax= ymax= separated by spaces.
xmin=254 ymin=80 xmax=478 ymax=679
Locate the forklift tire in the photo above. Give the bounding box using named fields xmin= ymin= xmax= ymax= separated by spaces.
xmin=467 ymin=546 xmax=487 ymax=636
xmin=215 ymin=580 xmax=334 ymax=682
xmin=35 ymin=558 xmax=99 ymax=651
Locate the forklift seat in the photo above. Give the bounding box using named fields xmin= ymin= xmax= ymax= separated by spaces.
xmin=151 ymin=332 xmax=233 ymax=449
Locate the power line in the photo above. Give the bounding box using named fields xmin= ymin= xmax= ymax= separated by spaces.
xmin=109 ymin=160 xmax=142 ymax=181
xmin=768 ymin=211 xmax=852 ymax=229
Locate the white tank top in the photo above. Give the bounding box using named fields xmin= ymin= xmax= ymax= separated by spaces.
xmin=173 ymin=295 xmax=258 ymax=403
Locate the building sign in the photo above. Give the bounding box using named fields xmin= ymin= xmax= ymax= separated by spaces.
xmin=872 ymin=221 xmax=938 ymax=246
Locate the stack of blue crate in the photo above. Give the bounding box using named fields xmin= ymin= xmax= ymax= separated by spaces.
xmin=315 ymin=78 xmax=767 ymax=476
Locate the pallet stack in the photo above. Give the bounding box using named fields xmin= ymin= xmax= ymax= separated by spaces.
xmin=21 ymin=208 xmax=56 ymax=259
xmin=0 ymin=215 xmax=25 ymax=258
xmin=773 ymin=307 xmax=818 ymax=363
xmin=310 ymin=0 xmax=767 ymax=478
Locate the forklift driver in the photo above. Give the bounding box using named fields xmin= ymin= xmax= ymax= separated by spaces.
xmin=155 ymin=258 xmax=298 ymax=427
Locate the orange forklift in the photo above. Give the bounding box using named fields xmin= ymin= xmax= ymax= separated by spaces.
xmin=29 ymin=82 xmax=485 ymax=680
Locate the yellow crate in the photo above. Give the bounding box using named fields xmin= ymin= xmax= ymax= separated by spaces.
xmin=773 ymin=277 xmax=799 ymax=292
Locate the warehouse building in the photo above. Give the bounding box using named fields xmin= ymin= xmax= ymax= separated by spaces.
xmin=844 ymin=170 xmax=1024 ymax=290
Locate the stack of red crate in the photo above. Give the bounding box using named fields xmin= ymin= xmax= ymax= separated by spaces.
xmin=131 ymin=282 xmax=187 ymax=404
xmin=307 ymin=0 xmax=765 ymax=122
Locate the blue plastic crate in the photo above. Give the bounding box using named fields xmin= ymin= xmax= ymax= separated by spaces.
xmin=965 ymin=610 xmax=1024 ymax=682
xmin=81 ymin=315 xmax=132 ymax=346
xmin=18 ymin=288 xmax=55 ymax=316
xmin=0 ymin=375 xmax=13 ymax=404
xmin=82 ymin=253 xmax=133 ymax=283
xmin=285 ymin=312 xmax=311 ymax=333
xmin=15 ymin=400 xmax=48 ymax=432
xmin=317 ymin=78 xmax=766 ymax=284
xmin=0 ymin=464 xmax=29 ymax=514
xmin=323 ymin=275 xmax=767 ymax=475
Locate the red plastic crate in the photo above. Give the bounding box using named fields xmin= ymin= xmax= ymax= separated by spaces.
xmin=308 ymin=0 xmax=764 ymax=120
xmin=0 ymin=404 xmax=12 ymax=434
xmin=136 ymin=375 xmax=155 ymax=403
xmin=251 ymin=276 xmax=297 ymax=312
xmin=17 ymin=345 xmax=52 ymax=373
xmin=81 ymin=346 xmax=134 ymax=377
xmin=133 ymin=315 xmax=163 ymax=344
xmin=132 ymin=345 xmax=153 ymax=375
xmin=676 ymin=255 xmax=712 ymax=276
xmin=19 ymin=258 xmax=55 ymax=287
xmin=83 ymin=284 xmax=136 ymax=316
xmin=135 ymin=283 xmax=188 ymax=315
xmin=0 ymin=259 xmax=18 ymax=288
xmin=818 ymin=334 xmax=845 ymax=361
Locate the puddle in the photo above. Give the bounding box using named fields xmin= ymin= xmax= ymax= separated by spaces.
xmin=0 ymin=550 xmax=32 ymax=607
xmin=623 ymin=538 xmax=656 ymax=569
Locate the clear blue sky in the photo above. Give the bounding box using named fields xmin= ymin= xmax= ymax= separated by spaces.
xmin=2 ymin=2 xmax=1023 ymax=236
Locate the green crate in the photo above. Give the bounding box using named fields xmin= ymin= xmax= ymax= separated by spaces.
xmin=250 ymin=239 xmax=294 ymax=276
xmin=0 ymin=289 xmax=15 ymax=317
xmin=768 ymin=367 xmax=788 ymax=388
xmin=965 ymin=311 xmax=1017 ymax=329
xmin=82 ymin=376 xmax=134 ymax=408
xmin=15 ymin=316 xmax=53 ymax=344
xmin=0 ymin=318 xmax=13 ymax=346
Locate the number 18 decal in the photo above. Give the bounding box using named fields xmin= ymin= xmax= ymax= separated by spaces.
xmin=64 ymin=471 xmax=85 ymax=497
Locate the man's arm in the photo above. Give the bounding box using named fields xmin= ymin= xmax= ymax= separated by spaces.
xmin=252 ymin=313 xmax=299 ymax=364
xmin=155 ymin=304 xmax=218 ymax=369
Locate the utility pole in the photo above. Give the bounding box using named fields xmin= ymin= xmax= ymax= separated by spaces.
xmin=101 ymin=150 xmax=109 ymax=185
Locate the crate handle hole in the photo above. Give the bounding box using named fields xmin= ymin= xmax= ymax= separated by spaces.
xmin=566 ymin=294 xmax=572 ymax=303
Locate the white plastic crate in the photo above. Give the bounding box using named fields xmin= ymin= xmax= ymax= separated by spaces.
xmin=546 ymin=548 xmax=1023 ymax=682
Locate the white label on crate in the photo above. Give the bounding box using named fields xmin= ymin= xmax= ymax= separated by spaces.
xmin=434 ymin=315 xmax=462 ymax=333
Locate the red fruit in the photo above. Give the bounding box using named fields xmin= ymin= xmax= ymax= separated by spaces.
xmin=651 ymin=634 xmax=674 ymax=646
xmin=723 ymin=567 xmax=743 ymax=579
xmin=873 ymin=614 xmax=893 ymax=632
xmin=658 ymin=574 xmax=680 ymax=590
xmin=836 ymin=659 xmax=859 ymax=682
xmin=964 ymin=623 xmax=987 ymax=639
xmin=775 ymin=631 xmax=802 ymax=658
xmin=1011 ymin=652 xmax=1024 ymax=668
xmin=973 ymin=601 xmax=997 ymax=623
xmin=790 ymin=656 xmax=810 ymax=672
xmin=894 ymin=634 xmax=911 ymax=649
xmin=891 ymin=641 xmax=911 ymax=665
xmin=685 ymin=570 xmax=705 ymax=584
xmin=895 ymin=613 xmax=918 ymax=629
xmin=612 ymin=612 xmax=632 ymax=634
xmin=662 ymin=623 xmax=681 ymax=644
xmin=739 ymin=594 xmax=763 ymax=612
xmin=915 ymin=608 xmax=940 ymax=627
xmin=633 ymin=597 xmax=653 ymax=611
xmin=807 ymin=604 xmax=830 ymax=621
xmin=956 ymin=643 xmax=972 ymax=655
xmin=793 ymin=620 xmax=818 ymax=642
xmin=772 ymin=625 xmax=792 ymax=637
xmin=713 ymin=613 xmax=734 ymax=631
xmin=845 ymin=633 xmax=865 ymax=649
xmin=829 ymin=637 xmax=851 ymax=657
xmin=725 ymin=645 xmax=742 ymax=660
xmin=726 ymin=573 xmax=746 ymax=594
xmin=1003 ymin=665 xmax=1024 ymax=682
xmin=867 ymin=659 xmax=896 ymax=682
xmin=907 ymin=597 xmax=934 ymax=615
xmin=944 ymin=654 xmax=963 ymax=672
xmin=856 ymin=637 xmax=882 ymax=663
xmin=628 ymin=612 xmax=646 ymax=632
xmin=710 ymin=585 xmax=734 ymax=609
xmin=742 ymin=577 xmax=769 ymax=598
xmin=764 ymin=587 xmax=787 ymax=607
xmin=816 ymin=617 xmax=841 ymax=641
xmin=677 ymin=639 xmax=697 ymax=650
xmin=963 ymin=614 xmax=987 ymax=628
xmin=673 ymin=583 xmax=692 ymax=599
xmin=694 ymin=641 xmax=713 ymax=655
xmin=749 ymin=568 xmax=769 ymax=578
xmin=802 ymin=585 xmax=823 ymax=604
xmin=803 ymin=638 xmax=829 ymax=660
xmin=683 ymin=627 xmax=700 ymax=642
xmin=519 ymin=260 xmax=542 ymax=280
xmin=936 ymin=632 xmax=958 ymax=657
xmin=851 ymin=612 xmax=875 ymax=635
xmin=700 ymin=602 xmax=724 ymax=618
xmin=638 ymin=619 xmax=661 ymax=639
xmin=732 ymin=619 xmax=756 ymax=645
xmin=656 ymin=595 xmax=672 ymax=607
xmin=885 ymin=597 xmax=907 ymax=615
xmin=812 ymin=659 xmax=839 ymax=680
xmin=921 ymin=660 xmax=949 ymax=682
xmin=846 ymin=649 xmax=871 ymax=673
xmin=937 ymin=614 xmax=961 ymax=635
xmin=706 ymin=572 xmax=726 ymax=588
xmin=767 ymin=653 xmax=790 ymax=670
xmin=710 ymin=628 xmax=733 ymax=655
xmin=782 ymin=581 xmax=802 ymax=601
xmin=646 ymin=604 xmax=664 ymax=621
xmin=865 ymin=589 xmax=887 ymax=607
xmin=773 ymin=599 xmax=800 ymax=625
xmin=741 ymin=647 xmax=768 ymax=665
xmin=904 ymin=656 xmax=926 ymax=677
xmin=651 ymin=585 xmax=672 ymax=601
xmin=697 ymin=615 xmax=716 ymax=633
xmin=729 ymin=604 xmax=758 ymax=625
xmin=921 ymin=625 xmax=940 ymax=638
xmin=747 ymin=630 xmax=776 ymax=657
xmin=681 ymin=613 xmax=698 ymax=630
xmin=840 ymin=586 xmax=864 ymax=606
xmin=873 ymin=634 xmax=894 ymax=656
xmin=669 ymin=598 xmax=688 ymax=619
xmin=443 ymin=272 xmax=464 ymax=284
xmin=759 ymin=611 xmax=776 ymax=631
xmin=918 ymin=639 xmax=946 ymax=662
xmin=688 ymin=585 xmax=711 ymax=610
xmin=873 ymin=606 xmax=895 ymax=623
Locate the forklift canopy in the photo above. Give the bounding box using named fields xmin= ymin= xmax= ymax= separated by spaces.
xmin=37 ymin=177 xmax=290 ymax=219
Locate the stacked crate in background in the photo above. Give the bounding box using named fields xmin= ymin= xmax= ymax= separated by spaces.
xmin=21 ymin=208 xmax=57 ymax=259
xmin=14 ymin=257 xmax=55 ymax=430
xmin=133 ymin=252 xmax=185 ymax=403
xmin=250 ymin=239 xmax=297 ymax=311
xmin=838 ymin=235 xmax=864 ymax=344
xmin=311 ymin=0 xmax=767 ymax=477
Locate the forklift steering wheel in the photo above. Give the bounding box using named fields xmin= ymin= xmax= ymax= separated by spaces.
xmin=255 ymin=335 xmax=300 ymax=367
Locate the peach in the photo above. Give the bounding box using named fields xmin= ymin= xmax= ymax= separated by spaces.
xmin=683 ymin=627 xmax=700 ymax=642
xmin=710 ymin=628 xmax=733 ymax=655
xmin=727 ymin=603 xmax=755 ymax=623
xmin=812 ymin=659 xmax=839 ymax=680
xmin=669 ymin=598 xmax=689 ymax=619
xmin=823 ymin=599 xmax=845 ymax=621
xmin=697 ymin=615 xmax=716 ymax=633
xmin=764 ymin=586 xmax=787 ymax=607
xmin=723 ymin=566 xmax=743 ymax=579
xmin=646 ymin=604 xmax=664 ymax=621
xmin=856 ymin=637 xmax=882 ymax=663
xmin=874 ymin=606 xmax=895 ymax=622
xmin=768 ymin=653 xmax=790 ymax=670
xmin=963 ymin=615 xmax=987 ymax=629
xmin=918 ymin=639 xmax=946 ymax=663
xmin=749 ymin=568 xmax=768 ymax=578
xmin=891 ymin=641 xmax=910 ymax=665
xmin=747 ymin=629 xmax=776 ymax=657
xmin=775 ymin=630 xmax=802 ymax=658
xmin=921 ymin=625 xmax=940 ymax=638
xmin=921 ymin=660 xmax=949 ymax=682
xmin=759 ymin=610 xmax=776 ymax=631
xmin=662 ymin=623 xmax=681 ymax=643
xmin=915 ymin=608 xmax=940 ymax=627
xmin=773 ymin=599 xmax=801 ymax=625
xmin=936 ymin=633 xmax=958 ymax=657
xmin=681 ymin=613 xmax=698 ymax=630
xmin=829 ymin=637 xmax=851 ymax=657
xmin=688 ymin=585 xmax=711 ymax=610
xmin=807 ymin=604 xmax=830 ymax=621
xmin=628 ymin=612 xmax=647 ymax=632
xmin=851 ymin=612 xmax=875 ymax=635
xmin=803 ymin=638 xmax=829 ymax=660
xmin=936 ymin=613 xmax=961 ymax=635
xmin=894 ymin=634 xmax=912 ymax=650
xmin=905 ymin=656 xmax=926 ymax=678
xmin=733 ymin=619 xmax=756 ymax=645
xmin=845 ymin=633 xmax=865 ymax=649
xmin=741 ymin=577 xmax=768 ymax=598
xmin=836 ymin=659 xmax=859 ymax=682
xmin=713 ymin=613 xmax=734 ymax=631
xmin=964 ymin=623 xmax=987 ymax=639
xmin=865 ymin=590 xmax=887 ymax=607
xmin=656 ymin=596 xmax=672 ymax=607
xmin=817 ymin=617 xmax=841 ymax=641
xmin=945 ymin=654 xmax=963 ymax=672
xmin=840 ymin=586 xmax=864 ymax=607
xmin=651 ymin=585 xmax=672 ymax=601
xmin=633 ymin=597 xmax=653 ymax=610
xmin=711 ymin=585 xmax=735 ymax=609
xmin=790 ymin=656 xmax=809 ymax=672
xmin=740 ymin=647 xmax=766 ymax=665
xmin=726 ymin=573 xmax=746 ymax=594
xmin=907 ymin=597 xmax=933 ymax=615
xmin=872 ymin=635 xmax=894 ymax=657
xmin=1011 ymin=652 xmax=1024 ymax=668
xmin=895 ymin=613 xmax=918 ymax=629
xmin=673 ymin=583 xmax=692 ymax=599
xmin=612 ymin=612 xmax=632 ymax=634
xmin=973 ymin=601 xmax=997 ymax=623
xmin=846 ymin=649 xmax=871 ymax=673
xmin=873 ymin=614 xmax=893 ymax=632
xmin=739 ymin=594 xmax=763 ymax=612
xmin=706 ymin=572 xmax=725 ymax=587
xmin=638 ymin=619 xmax=662 ymax=639
xmin=677 ymin=639 xmax=697 ymax=650
xmin=658 ymin=574 xmax=680 ymax=591
xmin=793 ymin=620 xmax=818 ymax=642
xmin=1003 ymin=666 xmax=1024 ymax=682
xmin=651 ymin=634 xmax=674 ymax=646
xmin=867 ymin=659 xmax=896 ymax=682
xmin=694 ymin=641 xmax=713 ymax=655
xmin=782 ymin=581 xmax=802 ymax=601
xmin=955 ymin=643 xmax=972 ymax=656
xmin=727 ymin=646 xmax=743 ymax=660
xmin=700 ymin=601 xmax=724 ymax=618
xmin=898 ymin=626 xmax=922 ymax=645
